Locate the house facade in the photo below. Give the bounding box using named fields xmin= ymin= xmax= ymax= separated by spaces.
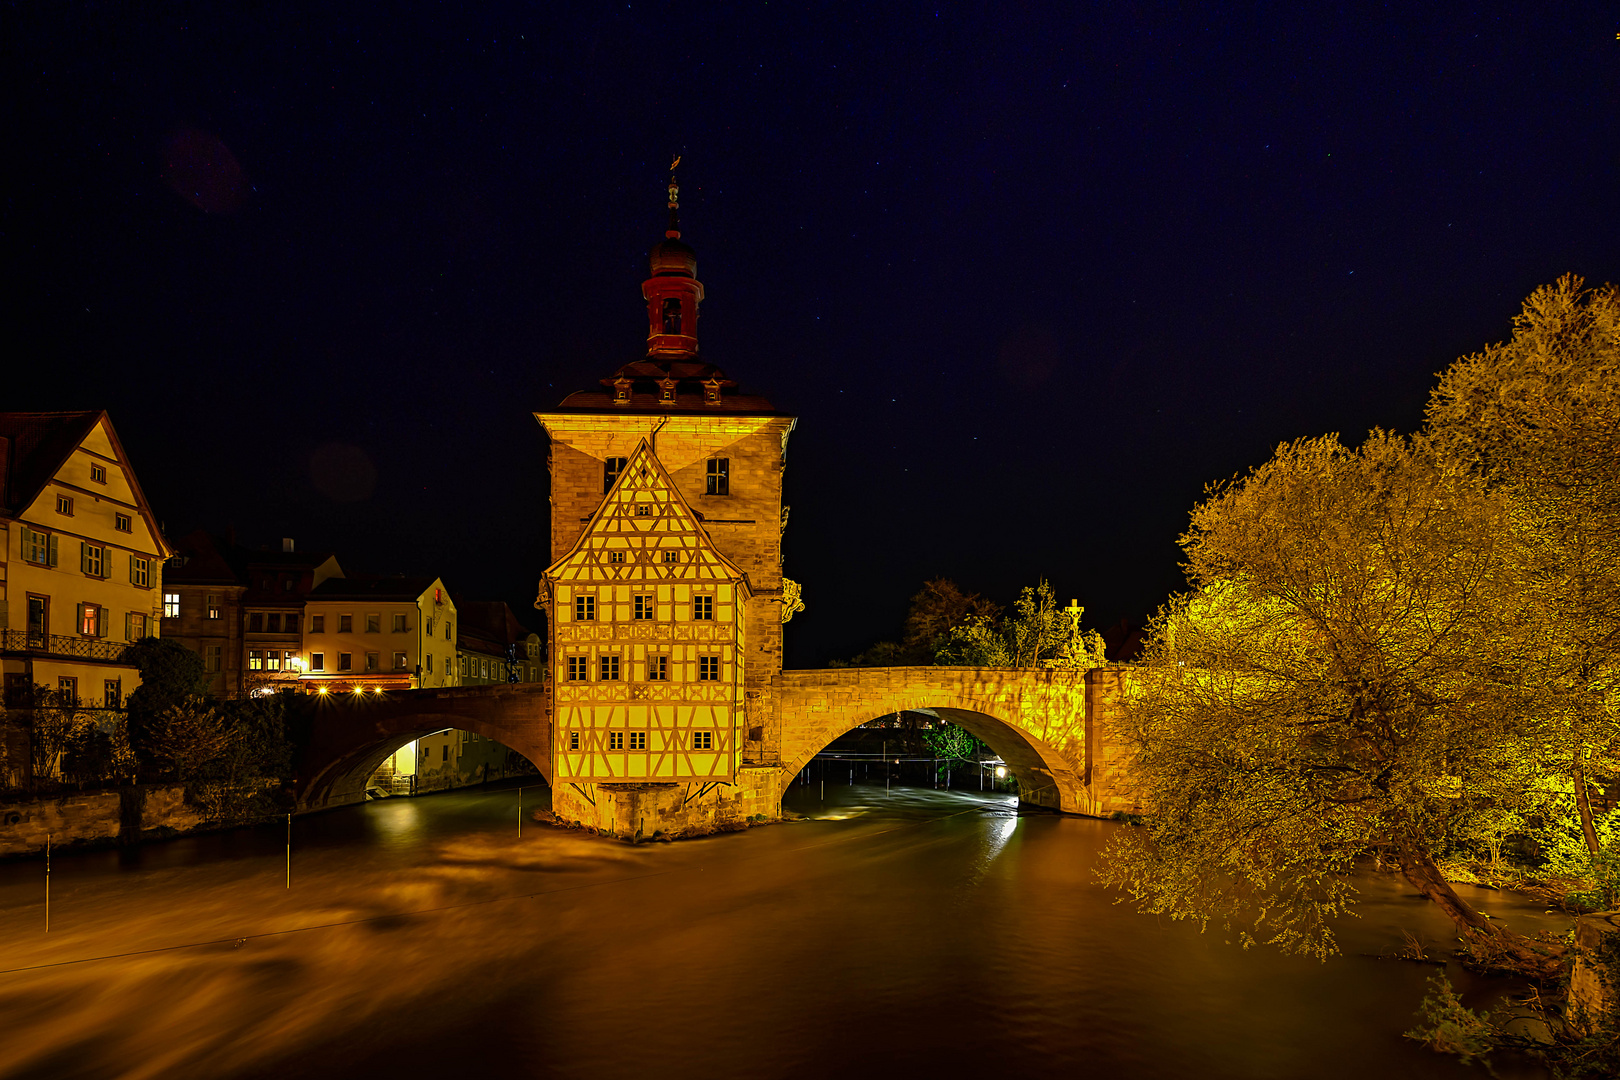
xmin=0 ymin=411 xmax=168 ymax=711
xmin=300 ymin=576 xmax=458 ymax=692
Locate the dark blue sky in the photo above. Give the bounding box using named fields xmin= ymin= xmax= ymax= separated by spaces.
xmin=8 ymin=3 xmax=1618 ymax=665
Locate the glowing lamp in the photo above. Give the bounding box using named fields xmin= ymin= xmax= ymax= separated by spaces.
xmin=995 ymin=766 xmax=1007 ymax=780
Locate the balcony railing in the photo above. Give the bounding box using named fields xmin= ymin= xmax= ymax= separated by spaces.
xmin=0 ymin=629 xmax=134 ymax=663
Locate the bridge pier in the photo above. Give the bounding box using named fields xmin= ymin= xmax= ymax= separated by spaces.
xmin=551 ymin=766 xmax=784 ymax=840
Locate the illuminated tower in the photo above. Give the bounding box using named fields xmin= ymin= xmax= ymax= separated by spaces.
xmin=537 ymin=165 xmax=798 ymax=827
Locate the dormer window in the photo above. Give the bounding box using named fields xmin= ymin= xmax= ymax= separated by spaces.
xmin=662 ymin=297 xmax=682 ymax=335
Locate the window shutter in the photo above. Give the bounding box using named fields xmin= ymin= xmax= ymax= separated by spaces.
xmin=77 ymin=603 xmax=86 ymax=633
xmin=48 ymin=533 xmax=58 ymax=567
xmin=81 ymin=542 xmax=88 ymax=573
xmin=126 ymin=612 xmax=134 ymax=640
xmin=129 ymin=553 xmax=136 ymax=584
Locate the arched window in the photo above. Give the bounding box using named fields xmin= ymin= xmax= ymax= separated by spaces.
xmin=662 ymin=297 xmax=682 ymax=335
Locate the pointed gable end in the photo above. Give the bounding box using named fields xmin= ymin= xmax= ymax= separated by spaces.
xmin=544 ymin=438 xmax=750 ymax=595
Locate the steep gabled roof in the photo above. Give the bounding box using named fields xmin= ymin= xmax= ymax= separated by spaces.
xmin=307 ymin=575 xmax=445 ymax=603
xmin=0 ymin=411 xmax=103 ymax=516
xmin=0 ymin=410 xmax=171 ymax=557
xmin=543 ymin=437 xmax=750 ymax=592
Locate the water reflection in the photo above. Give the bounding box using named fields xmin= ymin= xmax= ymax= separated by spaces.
xmin=0 ymin=780 xmax=1563 ymax=1079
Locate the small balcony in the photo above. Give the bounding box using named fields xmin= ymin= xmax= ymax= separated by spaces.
xmin=0 ymin=629 xmax=135 ymax=664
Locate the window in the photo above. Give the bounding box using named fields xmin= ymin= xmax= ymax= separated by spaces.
xmin=204 ymin=645 xmax=221 ymax=673
xmin=339 ymin=614 xmax=353 ymax=633
xmin=104 ymin=679 xmax=121 ymax=708
xmin=443 ymin=745 xmax=449 ymax=762
xmin=266 ymin=651 xmax=282 ymax=671
xmin=81 ymin=543 xmax=104 ymax=577
xmin=480 ymin=658 xmax=489 ymax=678
xmin=575 ymin=595 xmax=596 ymax=621
xmin=661 ymin=296 xmax=682 ymax=334
xmin=568 ymin=730 xmax=580 ymax=750
xmin=635 ymin=504 xmax=651 ymax=517
xmin=56 ymin=494 xmax=73 ymax=515
xmin=445 ymin=622 xmax=452 ymax=641
xmin=629 ymin=731 xmax=647 ymax=750
xmin=206 ymin=594 xmax=222 ymax=619
xmin=608 ymin=731 xmax=624 ymax=750
xmin=365 ymin=613 xmax=379 ymax=633
xmin=285 ymin=614 xmax=299 ymax=634
xmin=693 ymin=595 xmax=713 ymax=620
xmin=57 ymin=676 xmax=78 ymax=704
xmin=648 ymin=655 xmax=668 ymax=681
xmin=283 ymin=578 xmax=294 ymax=592
xmin=311 ymin=615 xmax=325 ymax=633
xmin=130 ymin=555 xmax=150 ymax=587
xmin=662 ymin=550 xmax=679 ymax=564
xmin=271 ymin=613 xmax=286 ymax=633
xmin=604 ymin=456 xmax=628 ymax=494
xmin=393 ymin=613 xmax=407 ymax=632
xmin=22 ymin=527 xmax=57 ymax=567
xmin=126 ymin=612 xmax=146 ymax=640
xmin=114 ymin=513 xmax=132 ymax=532
xmin=426 ymin=654 xmax=433 ymax=673
xmin=90 ymin=464 xmax=107 ymax=484
xmin=79 ymin=603 xmax=102 ymax=636
xmin=338 ymin=652 xmax=352 ymax=672
xmin=249 ymin=650 xmax=264 ymax=670
xmin=311 ymin=653 xmax=325 ymax=671
xmin=699 ymin=656 xmax=720 ymax=681
xmin=634 ymin=595 xmax=653 ymax=620
xmin=163 ymin=592 xmax=180 ymax=618
xmin=425 ymin=617 xmax=434 ymax=636
xmin=693 ymin=731 xmax=713 ymax=750
xmin=567 ymin=656 xmax=587 ymax=681
xmin=249 ymin=613 xmax=264 ymax=633
xmin=365 ymin=652 xmax=378 ymax=672
xmin=706 ymin=458 xmax=729 ymax=496
xmin=609 ymin=551 xmax=625 ymax=563
xmin=599 ymin=655 xmax=620 ymax=681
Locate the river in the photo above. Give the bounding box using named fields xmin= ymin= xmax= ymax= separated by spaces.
xmin=0 ymin=779 xmax=1565 ymax=1079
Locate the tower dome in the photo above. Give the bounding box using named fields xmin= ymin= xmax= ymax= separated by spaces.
xmin=649 ymin=236 xmax=697 ymax=278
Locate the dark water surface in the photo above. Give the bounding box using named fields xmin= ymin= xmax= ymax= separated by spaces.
xmin=0 ymin=782 xmax=1564 ymax=1079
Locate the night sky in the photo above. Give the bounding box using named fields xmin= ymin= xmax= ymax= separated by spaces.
xmin=8 ymin=4 xmax=1618 ymax=667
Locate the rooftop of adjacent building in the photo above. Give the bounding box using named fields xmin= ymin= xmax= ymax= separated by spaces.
xmin=306 ymin=574 xmax=448 ymax=604
xmin=165 ymin=529 xmax=342 ymax=600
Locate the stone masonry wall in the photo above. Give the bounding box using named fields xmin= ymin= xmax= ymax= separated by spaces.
xmin=1 ymin=784 xmax=206 ymax=858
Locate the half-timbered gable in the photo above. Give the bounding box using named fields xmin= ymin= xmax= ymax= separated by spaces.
xmin=544 ymin=438 xmax=749 ymax=782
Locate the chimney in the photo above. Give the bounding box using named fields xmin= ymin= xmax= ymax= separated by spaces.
xmin=282 ymin=538 xmax=295 ymax=553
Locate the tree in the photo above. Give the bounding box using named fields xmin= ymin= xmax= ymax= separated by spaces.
xmin=832 ymin=578 xmax=999 ymax=666
xmin=1426 ymin=275 xmax=1620 ymax=890
xmin=1099 ymin=431 xmax=1560 ymax=969
xmin=121 ymin=636 xmax=211 ymax=772
xmin=935 ymin=579 xmax=1107 ymax=669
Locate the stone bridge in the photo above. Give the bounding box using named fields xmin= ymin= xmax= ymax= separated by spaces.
xmin=294 ymin=666 xmax=1140 ymax=830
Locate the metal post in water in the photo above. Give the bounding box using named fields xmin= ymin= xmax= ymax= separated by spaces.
xmin=286 ymin=813 xmax=291 ymax=889
xmin=518 ymin=786 xmax=523 ymax=838
xmin=45 ymin=833 xmax=50 ymax=933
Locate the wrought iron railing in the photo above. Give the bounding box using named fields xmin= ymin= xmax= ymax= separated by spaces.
xmin=0 ymin=629 xmax=133 ymax=663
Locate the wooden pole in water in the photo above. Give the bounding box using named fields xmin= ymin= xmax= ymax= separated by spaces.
xmin=45 ymin=833 xmax=50 ymax=933
xmin=518 ymin=786 xmax=523 ymax=837
xmin=285 ymin=813 xmax=291 ymax=889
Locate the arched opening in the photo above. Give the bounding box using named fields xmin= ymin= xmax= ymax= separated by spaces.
xmin=296 ymin=708 xmax=553 ymax=812
xmin=782 ymin=705 xmax=1081 ymax=817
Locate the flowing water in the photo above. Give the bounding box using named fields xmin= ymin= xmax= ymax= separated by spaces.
xmin=0 ymin=779 xmax=1566 ymax=1079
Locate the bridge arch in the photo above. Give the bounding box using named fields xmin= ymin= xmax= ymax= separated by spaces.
xmin=295 ymin=685 xmax=553 ymax=811
xmin=772 ymin=667 xmax=1096 ymax=816
xmin=782 ymin=703 xmax=1083 ymax=812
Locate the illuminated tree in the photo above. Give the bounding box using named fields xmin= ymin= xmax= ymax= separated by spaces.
xmin=1427 ymin=275 xmax=1620 ymax=884
xmin=935 ymin=579 xmax=1106 ymax=669
xmin=1100 ymin=432 xmax=1559 ymax=968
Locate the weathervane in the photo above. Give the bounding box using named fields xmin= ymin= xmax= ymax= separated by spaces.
xmin=666 ymin=155 xmax=682 ymax=237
